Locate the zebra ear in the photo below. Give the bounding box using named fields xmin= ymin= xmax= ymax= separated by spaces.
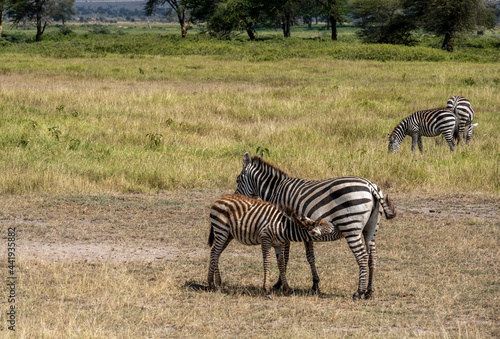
xmin=242 ymin=152 xmax=251 ymax=169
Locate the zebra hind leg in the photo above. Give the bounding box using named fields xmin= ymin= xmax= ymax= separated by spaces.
xmin=363 ymin=204 xmax=381 ymax=300
xmin=207 ymin=235 xmax=233 ymax=291
xmin=346 ymin=233 xmax=369 ymax=301
xmin=364 ymin=239 xmax=377 ymax=300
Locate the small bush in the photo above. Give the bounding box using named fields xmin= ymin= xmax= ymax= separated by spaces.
xmin=59 ymin=25 xmax=74 ymax=35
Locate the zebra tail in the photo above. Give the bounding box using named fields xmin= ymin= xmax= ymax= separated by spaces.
xmin=208 ymin=225 xmax=215 ymax=247
xmin=381 ymin=195 xmax=397 ymax=219
xmin=367 ymin=181 xmax=397 ymax=219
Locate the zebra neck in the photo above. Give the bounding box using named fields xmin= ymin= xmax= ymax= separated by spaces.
xmin=393 ymin=119 xmax=409 ymax=143
xmin=257 ymin=165 xmax=289 ymax=202
xmin=282 ymin=218 xmax=312 ymax=242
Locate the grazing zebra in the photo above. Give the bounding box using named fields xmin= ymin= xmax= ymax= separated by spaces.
xmin=388 ymin=107 xmax=457 ymax=153
xmin=235 ymin=154 xmax=397 ymax=300
xmin=446 ymin=96 xmax=475 ymax=145
xmin=207 ymin=194 xmax=341 ymax=297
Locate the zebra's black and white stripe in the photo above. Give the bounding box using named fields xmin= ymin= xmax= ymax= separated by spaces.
xmin=388 ymin=107 xmax=457 ymax=153
xmin=446 ymin=95 xmax=476 ymax=145
xmin=235 ymin=154 xmax=397 ymax=300
xmin=207 ymin=194 xmax=341 ymax=296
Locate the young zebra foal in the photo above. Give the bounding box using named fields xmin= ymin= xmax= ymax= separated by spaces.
xmin=207 ymin=194 xmax=340 ymax=297
xmin=388 ymin=107 xmax=457 ymax=153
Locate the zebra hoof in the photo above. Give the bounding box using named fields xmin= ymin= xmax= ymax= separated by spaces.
xmin=352 ymin=291 xmax=362 ymax=301
xmin=265 ymin=293 xmax=273 ymax=300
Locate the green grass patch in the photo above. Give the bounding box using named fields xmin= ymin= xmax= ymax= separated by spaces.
xmin=0 ymin=34 xmax=499 ymax=195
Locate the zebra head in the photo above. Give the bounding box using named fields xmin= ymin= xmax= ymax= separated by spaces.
xmin=387 ymin=132 xmax=400 ymax=153
xmin=235 ymin=152 xmax=259 ymax=198
xmin=297 ymin=215 xmax=336 ymax=238
xmin=282 ymin=205 xmax=335 ymax=238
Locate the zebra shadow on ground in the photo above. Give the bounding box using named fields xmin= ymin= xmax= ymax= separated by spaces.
xmin=184 ymin=280 xmax=344 ymax=299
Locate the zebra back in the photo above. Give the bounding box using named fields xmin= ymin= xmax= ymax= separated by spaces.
xmin=209 ymin=194 xmax=336 ymax=247
xmin=446 ymin=95 xmax=474 ymax=125
xmin=237 ymin=155 xmax=396 ymax=229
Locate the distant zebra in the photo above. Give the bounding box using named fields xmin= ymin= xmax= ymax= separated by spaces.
xmin=235 ymin=154 xmax=397 ymax=300
xmin=208 ymin=194 xmax=341 ymax=297
xmin=388 ymin=107 xmax=457 ymax=153
xmin=446 ymin=96 xmax=476 ymax=145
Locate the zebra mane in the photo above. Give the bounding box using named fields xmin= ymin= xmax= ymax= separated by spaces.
xmin=389 ymin=116 xmax=408 ymax=137
xmin=251 ymin=156 xmax=289 ymax=178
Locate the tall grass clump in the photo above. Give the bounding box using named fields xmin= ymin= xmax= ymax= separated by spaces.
xmin=1 ymin=26 xmax=499 ymax=62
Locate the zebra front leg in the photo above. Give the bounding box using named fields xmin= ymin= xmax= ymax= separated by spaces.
xmin=261 ymin=237 xmax=273 ymax=297
xmin=304 ymin=241 xmax=321 ymax=294
xmin=346 ymin=233 xmax=369 ymax=300
xmin=273 ymin=242 xmax=290 ymax=290
xmin=417 ymin=135 xmax=423 ymax=153
xmin=411 ymin=134 xmax=418 ymax=153
xmin=275 ymin=245 xmax=292 ymax=295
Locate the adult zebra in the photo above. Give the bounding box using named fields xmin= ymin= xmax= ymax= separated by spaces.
xmin=446 ymin=96 xmax=476 ymax=145
xmin=235 ymin=153 xmax=397 ymax=300
xmin=208 ymin=194 xmax=341 ymax=297
xmin=388 ymin=107 xmax=457 ymax=153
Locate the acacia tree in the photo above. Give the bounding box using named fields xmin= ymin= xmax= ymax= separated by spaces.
xmin=317 ymin=0 xmax=348 ymax=40
xmin=419 ymin=0 xmax=497 ymax=51
xmin=351 ymin=0 xmax=496 ymax=50
xmin=51 ymin=0 xmax=75 ymax=24
xmin=350 ymin=0 xmax=417 ymax=45
xmin=7 ymin=0 xmax=74 ymax=41
xmin=189 ymin=0 xmax=262 ymax=40
xmin=145 ymin=0 xmax=191 ymax=38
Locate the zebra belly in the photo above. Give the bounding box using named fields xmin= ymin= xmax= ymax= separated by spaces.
xmin=229 ymin=222 xmax=263 ymax=246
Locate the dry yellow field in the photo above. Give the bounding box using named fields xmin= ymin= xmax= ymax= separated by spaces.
xmin=0 ymin=191 xmax=498 ymax=337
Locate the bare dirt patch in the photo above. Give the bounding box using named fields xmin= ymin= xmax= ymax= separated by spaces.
xmin=1 ymin=191 xmax=498 ymax=263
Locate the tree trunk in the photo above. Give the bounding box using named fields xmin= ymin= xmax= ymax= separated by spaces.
xmin=0 ymin=7 xmax=4 ymax=38
xmin=246 ymin=22 xmax=255 ymax=41
xmin=329 ymin=15 xmax=337 ymax=40
xmin=442 ymin=32 xmax=454 ymax=52
xmin=36 ymin=13 xmax=44 ymax=41
xmin=177 ymin=7 xmax=187 ymax=38
xmin=282 ymin=13 xmax=291 ymax=38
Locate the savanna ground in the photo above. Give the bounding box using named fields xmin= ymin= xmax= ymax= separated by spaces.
xmin=0 ymin=191 xmax=498 ymax=338
xmin=0 ymin=23 xmax=499 ymax=337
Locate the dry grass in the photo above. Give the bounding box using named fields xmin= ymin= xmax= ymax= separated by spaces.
xmin=0 ymin=191 xmax=498 ymax=338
